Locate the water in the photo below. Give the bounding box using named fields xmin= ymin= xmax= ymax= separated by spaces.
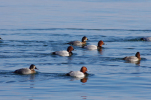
xmin=0 ymin=0 xmax=151 ymax=100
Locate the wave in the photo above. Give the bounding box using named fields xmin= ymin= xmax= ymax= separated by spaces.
xmin=1 ymin=28 xmax=151 ymax=32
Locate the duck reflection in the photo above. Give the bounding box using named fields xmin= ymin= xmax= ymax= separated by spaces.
xmin=70 ymin=77 xmax=88 ymax=83
xmin=29 ymin=74 xmax=36 ymax=81
xmin=81 ymin=95 xmax=87 ymax=99
xmin=66 ymin=66 xmax=89 ymax=83
xmin=80 ymin=77 xmax=88 ymax=83
xmin=29 ymin=74 xmax=36 ymax=88
xmin=124 ymin=60 xmax=141 ymax=65
xmin=98 ymin=48 xmax=103 ymax=55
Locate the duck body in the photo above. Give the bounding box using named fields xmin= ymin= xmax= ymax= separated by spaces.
xmin=52 ymin=46 xmax=74 ymax=56
xmin=83 ymin=40 xmax=104 ymax=50
xmin=141 ymin=37 xmax=151 ymax=41
xmin=123 ymin=52 xmax=141 ymax=62
xmin=68 ymin=36 xmax=88 ymax=46
xmin=66 ymin=66 xmax=88 ymax=78
xmin=124 ymin=56 xmax=139 ymax=62
xmin=53 ymin=50 xmax=72 ymax=56
xmin=67 ymin=71 xmax=85 ymax=78
xmin=84 ymin=45 xmax=97 ymax=50
xmin=14 ymin=68 xmax=36 ymax=74
xmin=14 ymin=64 xmax=38 ymax=75
xmin=68 ymin=41 xmax=83 ymax=46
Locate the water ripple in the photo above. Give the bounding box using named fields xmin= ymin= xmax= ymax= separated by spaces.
xmin=1 ymin=28 xmax=151 ymax=32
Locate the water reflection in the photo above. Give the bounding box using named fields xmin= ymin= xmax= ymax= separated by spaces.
xmin=30 ymin=83 xmax=35 ymax=89
xmin=70 ymin=77 xmax=88 ymax=83
xmin=124 ymin=60 xmax=141 ymax=65
xmin=81 ymin=96 xmax=87 ymax=99
xmin=0 ymin=39 xmax=3 ymax=43
xmin=29 ymin=74 xmax=35 ymax=88
xmin=98 ymin=48 xmax=103 ymax=55
xmin=80 ymin=77 xmax=88 ymax=83
xmin=29 ymin=74 xmax=36 ymax=81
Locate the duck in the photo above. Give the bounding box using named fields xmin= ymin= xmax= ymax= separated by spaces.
xmin=83 ymin=40 xmax=105 ymax=50
xmin=123 ymin=52 xmax=141 ymax=62
xmin=67 ymin=36 xmax=88 ymax=46
xmin=52 ymin=46 xmax=74 ymax=56
xmin=140 ymin=37 xmax=151 ymax=41
xmin=14 ymin=64 xmax=38 ymax=74
xmin=66 ymin=66 xmax=88 ymax=78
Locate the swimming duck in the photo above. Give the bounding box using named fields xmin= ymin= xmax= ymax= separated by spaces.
xmin=123 ymin=52 xmax=141 ymax=62
xmin=83 ymin=40 xmax=105 ymax=50
xmin=68 ymin=36 xmax=88 ymax=46
xmin=140 ymin=37 xmax=151 ymax=41
xmin=52 ymin=46 xmax=74 ymax=56
xmin=14 ymin=64 xmax=38 ymax=74
xmin=66 ymin=66 xmax=88 ymax=78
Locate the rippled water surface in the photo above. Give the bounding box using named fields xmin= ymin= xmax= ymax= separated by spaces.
xmin=0 ymin=0 xmax=151 ymax=100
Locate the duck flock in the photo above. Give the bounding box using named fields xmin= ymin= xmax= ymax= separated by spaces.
xmin=0 ymin=36 xmax=150 ymax=78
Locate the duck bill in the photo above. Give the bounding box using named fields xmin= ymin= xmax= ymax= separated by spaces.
xmin=35 ymin=67 xmax=38 ymax=70
xmin=103 ymin=43 xmax=105 ymax=45
xmin=86 ymin=70 xmax=90 ymax=72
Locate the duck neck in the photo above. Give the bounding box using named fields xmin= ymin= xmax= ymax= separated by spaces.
xmin=97 ymin=45 xmax=102 ymax=48
xmin=67 ymin=49 xmax=71 ymax=53
xmin=69 ymin=52 xmax=73 ymax=56
xmin=97 ymin=45 xmax=102 ymax=49
xmin=31 ymin=70 xmax=36 ymax=73
xmin=82 ymin=41 xmax=86 ymax=44
xmin=137 ymin=56 xmax=141 ymax=60
xmin=80 ymin=70 xmax=86 ymax=74
xmin=30 ymin=69 xmax=34 ymax=71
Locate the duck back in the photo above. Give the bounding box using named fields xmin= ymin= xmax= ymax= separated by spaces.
xmin=69 ymin=71 xmax=85 ymax=78
xmin=68 ymin=41 xmax=82 ymax=46
xmin=14 ymin=68 xmax=32 ymax=74
xmin=55 ymin=50 xmax=70 ymax=56
xmin=84 ymin=45 xmax=97 ymax=50
xmin=124 ymin=56 xmax=139 ymax=62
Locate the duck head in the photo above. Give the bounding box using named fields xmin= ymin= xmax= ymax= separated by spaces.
xmin=135 ymin=52 xmax=141 ymax=60
xmin=29 ymin=64 xmax=38 ymax=70
xmin=80 ymin=66 xmax=87 ymax=74
xmin=82 ymin=36 xmax=88 ymax=42
xmin=98 ymin=40 xmax=105 ymax=47
xmin=67 ymin=46 xmax=74 ymax=52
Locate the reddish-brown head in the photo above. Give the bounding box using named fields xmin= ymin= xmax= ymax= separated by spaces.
xmin=135 ymin=52 xmax=141 ymax=60
xmin=98 ymin=40 xmax=104 ymax=47
xmin=80 ymin=66 xmax=87 ymax=74
xmin=67 ymin=46 xmax=74 ymax=52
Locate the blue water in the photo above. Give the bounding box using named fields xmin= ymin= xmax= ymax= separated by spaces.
xmin=0 ymin=0 xmax=151 ymax=100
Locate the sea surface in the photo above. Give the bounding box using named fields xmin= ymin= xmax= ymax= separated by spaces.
xmin=0 ymin=0 xmax=151 ymax=100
